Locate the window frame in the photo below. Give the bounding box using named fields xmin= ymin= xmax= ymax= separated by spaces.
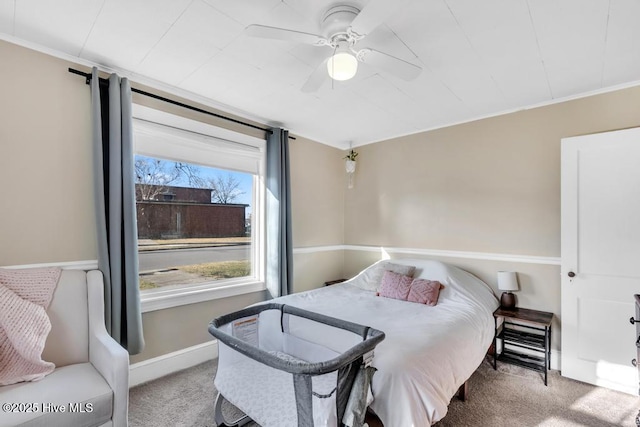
xmin=132 ymin=105 xmax=266 ymax=313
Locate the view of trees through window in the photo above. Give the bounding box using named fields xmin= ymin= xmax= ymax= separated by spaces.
xmin=135 ymin=155 xmax=253 ymax=291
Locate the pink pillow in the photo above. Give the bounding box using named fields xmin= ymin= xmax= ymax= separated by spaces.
xmin=378 ymin=271 xmax=413 ymax=301
xmin=407 ymin=278 xmax=444 ymax=306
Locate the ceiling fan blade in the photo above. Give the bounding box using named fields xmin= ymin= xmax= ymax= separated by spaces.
xmin=245 ymin=24 xmax=328 ymax=46
xmin=301 ymin=59 xmax=329 ymax=93
xmin=360 ymin=48 xmax=422 ymax=81
xmin=349 ymin=0 xmax=411 ymax=36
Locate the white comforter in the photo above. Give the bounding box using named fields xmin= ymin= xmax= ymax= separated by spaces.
xmin=274 ymin=259 xmax=499 ymax=426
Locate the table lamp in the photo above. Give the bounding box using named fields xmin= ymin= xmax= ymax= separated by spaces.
xmin=497 ymin=271 xmax=519 ymax=309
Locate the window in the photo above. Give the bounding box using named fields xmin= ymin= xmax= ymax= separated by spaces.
xmin=132 ymin=106 xmax=266 ymax=311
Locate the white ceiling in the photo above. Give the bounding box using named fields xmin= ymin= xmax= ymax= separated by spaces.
xmin=1 ymin=0 xmax=639 ymax=149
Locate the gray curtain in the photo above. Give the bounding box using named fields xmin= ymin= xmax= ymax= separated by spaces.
xmin=266 ymin=128 xmax=293 ymax=298
xmin=91 ymin=67 xmax=144 ymax=355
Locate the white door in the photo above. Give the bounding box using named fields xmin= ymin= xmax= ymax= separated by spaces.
xmin=561 ymin=127 xmax=640 ymax=395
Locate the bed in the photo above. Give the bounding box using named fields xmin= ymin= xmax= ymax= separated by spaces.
xmin=270 ymin=258 xmax=499 ymax=426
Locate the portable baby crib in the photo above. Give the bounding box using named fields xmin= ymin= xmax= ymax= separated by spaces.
xmin=208 ymin=303 xmax=385 ymax=427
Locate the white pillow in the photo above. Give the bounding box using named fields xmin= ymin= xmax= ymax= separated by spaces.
xmin=349 ymin=260 xmax=416 ymax=292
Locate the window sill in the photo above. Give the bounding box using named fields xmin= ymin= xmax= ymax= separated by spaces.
xmin=140 ymin=279 xmax=266 ymax=313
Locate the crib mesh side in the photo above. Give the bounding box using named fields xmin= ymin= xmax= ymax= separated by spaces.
xmin=216 ymin=341 xmax=299 ymax=426
xmin=210 ymin=305 xmax=384 ymax=427
xmin=282 ymin=311 xmax=364 ymax=426
xmin=215 ymin=339 xmax=342 ymax=426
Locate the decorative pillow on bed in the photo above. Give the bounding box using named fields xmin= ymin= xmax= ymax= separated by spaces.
xmin=350 ymin=260 xmax=416 ymax=292
xmin=378 ymin=271 xmax=413 ymax=300
xmin=407 ymin=278 xmax=444 ymax=306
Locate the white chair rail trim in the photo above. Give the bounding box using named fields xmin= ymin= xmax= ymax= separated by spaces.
xmin=2 ymin=260 xmax=99 ymax=270
xmin=293 ymin=245 xmax=561 ymax=266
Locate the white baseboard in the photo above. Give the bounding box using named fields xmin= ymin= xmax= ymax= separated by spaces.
xmin=552 ymin=350 xmax=561 ymax=371
xmin=129 ymin=340 xmax=218 ymax=388
xmin=127 ymin=339 xmax=560 ymax=391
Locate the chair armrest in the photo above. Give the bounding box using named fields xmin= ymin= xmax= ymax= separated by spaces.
xmin=87 ymin=270 xmax=130 ymax=427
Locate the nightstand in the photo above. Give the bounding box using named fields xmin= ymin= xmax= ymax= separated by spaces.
xmin=324 ymin=279 xmax=347 ymax=286
xmin=493 ymin=306 xmax=554 ymax=385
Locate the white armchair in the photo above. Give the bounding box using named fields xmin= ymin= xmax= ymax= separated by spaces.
xmin=0 ymin=270 xmax=129 ymax=427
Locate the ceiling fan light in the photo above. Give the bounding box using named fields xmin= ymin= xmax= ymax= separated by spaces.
xmin=327 ymin=52 xmax=358 ymax=81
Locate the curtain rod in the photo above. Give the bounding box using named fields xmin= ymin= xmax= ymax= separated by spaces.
xmin=68 ymin=67 xmax=296 ymax=140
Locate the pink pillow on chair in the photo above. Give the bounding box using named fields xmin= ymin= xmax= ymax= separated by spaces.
xmin=407 ymin=279 xmax=444 ymax=306
xmin=378 ymin=271 xmax=413 ymax=301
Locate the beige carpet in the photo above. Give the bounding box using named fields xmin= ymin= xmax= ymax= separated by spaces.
xmin=129 ymin=356 xmax=640 ymax=426
xmin=434 ymin=356 xmax=640 ymax=427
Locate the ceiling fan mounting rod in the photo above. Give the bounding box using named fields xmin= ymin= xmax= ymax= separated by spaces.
xmin=328 ymin=33 xmax=349 ymax=48
xmin=326 ymin=28 xmax=363 ymax=49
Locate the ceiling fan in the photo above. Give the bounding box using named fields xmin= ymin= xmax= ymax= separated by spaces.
xmin=245 ymin=1 xmax=422 ymax=92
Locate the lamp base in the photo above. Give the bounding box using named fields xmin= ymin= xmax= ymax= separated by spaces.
xmin=500 ymin=292 xmax=516 ymax=309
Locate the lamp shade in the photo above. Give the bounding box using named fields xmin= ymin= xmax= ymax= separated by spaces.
xmin=327 ymin=52 xmax=358 ymax=81
xmin=497 ymin=271 xmax=519 ymax=291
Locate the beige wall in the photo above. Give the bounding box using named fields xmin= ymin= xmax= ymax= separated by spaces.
xmin=0 ymin=40 xmax=96 ymax=265
xmin=289 ymin=135 xmax=344 ymax=248
xmin=345 ymin=86 xmax=640 ymax=355
xmin=130 ymin=81 xmax=267 ymax=142
xmin=7 ymin=36 xmax=640 ymax=363
xmin=289 ymin=135 xmax=346 ymax=292
xmin=129 ymin=291 xmax=265 ymax=364
xmin=0 ymin=40 xmax=344 ymax=362
xmin=346 ymin=87 xmax=640 ymax=255
xmin=293 ymin=250 xmax=345 ymax=292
